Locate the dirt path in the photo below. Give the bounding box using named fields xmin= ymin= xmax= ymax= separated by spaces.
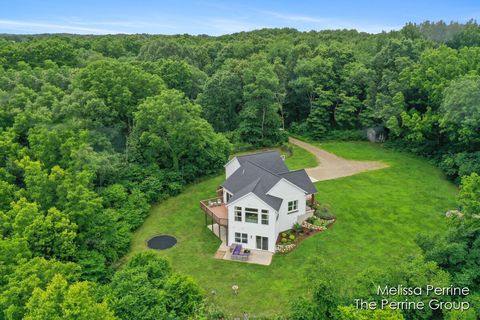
xmin=289 ymin=137 xmax=388 ymax=182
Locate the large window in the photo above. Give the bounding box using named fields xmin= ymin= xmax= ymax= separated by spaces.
xmin=226 ymin=192 xmax=232 ymax=202
xmin=235 ymin=232 xmax=248 ymax=244
xmin=287 ymin=200 xmax=298 ymax=214
xmin=245 ymin=207 xmax=258 ymax=223
xmin=234 ymin=206 xmax=242 ymax=222
xmin=261 ymin=209 xmax=269 ymax=225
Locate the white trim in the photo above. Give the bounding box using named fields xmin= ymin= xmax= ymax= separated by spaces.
xmin=223 ymin=187 xmax=232 ymax=195
xmin=267 ymin=178 xmax=307 ymax=195
xmin=223 ymin=156 xmax=238 ymax=168
xmin=226 ymin=192 xmax=277 ymax=213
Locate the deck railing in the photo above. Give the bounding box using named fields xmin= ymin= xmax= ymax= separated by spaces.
xmin=199 ymin=197 xmax=229 ymax=226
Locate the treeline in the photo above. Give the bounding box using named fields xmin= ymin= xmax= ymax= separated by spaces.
xmin=0 ymin=20 xmax=479 ymax=319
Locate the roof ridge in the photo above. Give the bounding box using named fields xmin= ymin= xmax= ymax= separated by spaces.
xmin=242 ymin=159 xmax=281 ymax=177
xmin=236 ymin=150 xmax=279 ymax=158
xmin=278 ymin=168 xmax=305 ymax=175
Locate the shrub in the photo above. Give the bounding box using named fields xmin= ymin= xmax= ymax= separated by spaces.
xmin=281 ymin=238 xmax=287 ymax=243
xmin=293 ymin=223 xmax=303 ymax=233
xmin=307 ymin=217 xmax=317 ymax=224
xmin=315 ymin=204 xmax=336 ymax=220
xmin=280 ymin=144 xmax=293 ymax=158
xmin=315 ymin=210 xmax=336 ymax=220
xmin=289 ymin=234 xmax=295 ymax=241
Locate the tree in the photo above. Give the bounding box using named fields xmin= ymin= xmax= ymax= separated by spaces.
xmin=6 ymin=198 xmax=42 ymax=238
xmin=15 ymin=157 xmax=58 ymax=210
xmin=163 ymin=273 xmax=203 ymax=318
xmin=24 ymin=274 xmax=116 ymax=320
xmin=154 ymin=59 xmax=206 ymax=99
xmin=197 ymin=69 xmax=243 ymax=132
xmin=440 ymin=75 xmax=480 ymax=148
xmin=416 ymin=174 xmax=480 ymax=304
xmin=404 ymin=46 xmax=480 ymax=108
xmin=289 ymin=56 xmax=334 ymax=119
xmin=458 ymin=173 xmax=480 ymax=217
xmin=354 ymin=256 xmax=451 ymax=320
xmin=238 ymin=55 xmax=286 ymax=146
xmin=335 ymin=92 xmax=361 ymax=129
xmin=133 ymin=89 xmax=230 ymax=179
xmin=0 ymin=238 xmax=31 ymax=286
xmin=0 ymin=257 xmax=79 ymax=320
xmin=337 ymin=306 xmax=404 ymax=320
xmin=289 ymin=258 xmax=345 ymax=320
xmin=23 ymin=207 xmax=77 ymax=260
xmin=107 ymin=252 xmax=201 ymax=320
xmin=75 ymin=60 xmax=164 ymax=132
xmin=306 ymin=89 xmax=335 ymax=138
xmin=100 ymin=184 xmax=149 ymax=230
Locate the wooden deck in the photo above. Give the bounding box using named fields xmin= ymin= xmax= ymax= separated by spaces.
xmin=200 ymin=197 xmax=229 ymax=243
xmin=200 ymin=197 xmax=228 ymax=226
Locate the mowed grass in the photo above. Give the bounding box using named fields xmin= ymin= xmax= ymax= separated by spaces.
xmin=284 ymin=143 xmax=318 ymax=170
xmin=126 ymin=140 xmax=457 ymax=318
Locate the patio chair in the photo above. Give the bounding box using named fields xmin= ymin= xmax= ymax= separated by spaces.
xmin=217 ymin=198 xmax=222 ymax=205
xmin=232 ymin=244 xmax=242 ymax=256
xmin=229 ymin=243 xmax=237 ymax=252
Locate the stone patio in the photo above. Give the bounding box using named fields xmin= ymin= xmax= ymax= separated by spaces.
xmin=213 ymin=242 xmax=273 ymax=266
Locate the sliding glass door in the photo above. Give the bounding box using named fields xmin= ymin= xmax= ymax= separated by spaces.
xmin=256 ymin=236 xmax=268 ymax=250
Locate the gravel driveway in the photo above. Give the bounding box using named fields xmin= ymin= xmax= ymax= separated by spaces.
xmin=289 ymin=137 xmax=388 ymax=182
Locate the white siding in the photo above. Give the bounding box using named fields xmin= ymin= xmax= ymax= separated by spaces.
xmin=225 ymin=158 xmax=241 ymax=179
xmin=267 ymin=179 xmax=307 ymax=232
xmin=227 ymin=193 xmax=277 ymax=252
xmin=223 ymin=187 xmax=233 ymax=203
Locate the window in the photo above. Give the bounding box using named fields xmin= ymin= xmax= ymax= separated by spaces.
xmin=288 ymin=200 xmax=298 ymax=213
xmin=261 ymin=209 xmax=269 ymax=225
xmin=256 ymin=236 xmax=268 ymax=250
xmin=235 ymin=232 xmax=248 ymax=244
xmin=245 ymin=207 xmax=258 ymax=223
xmin=226 ymin=192 xmax=232 ymax=202
xmin=234 ymin=206 xmax=242 ymax=222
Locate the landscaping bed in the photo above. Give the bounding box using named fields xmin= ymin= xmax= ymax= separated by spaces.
xmin=276 ymin=205 xmax=336 ymax=253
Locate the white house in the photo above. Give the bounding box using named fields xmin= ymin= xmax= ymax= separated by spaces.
xmin=200 ymin=151 xmax=317 ymax=253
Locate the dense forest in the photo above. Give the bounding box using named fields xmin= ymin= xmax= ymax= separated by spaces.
xmin=0 ymin=20 xmax=479 ymax=319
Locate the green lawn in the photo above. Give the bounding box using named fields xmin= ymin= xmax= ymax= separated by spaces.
xmin=284 ymin=143 xmax=318 ymax=170
xmin=126 ymin=140 xmax=457 ymax=318
xmin=231 ymin=143 xmax=318 ymax=171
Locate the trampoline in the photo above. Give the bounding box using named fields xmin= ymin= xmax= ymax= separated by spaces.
xmin=147 ymin=235 xmax=177 ymax=250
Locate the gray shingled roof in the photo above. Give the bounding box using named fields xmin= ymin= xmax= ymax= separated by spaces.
xmin=222 ymin=151 xmax=317 ymax=211
xmin=236 ymin=151 xmax=288 ymax=174
xmin=278 ymin=170 xmax=317 ymax=194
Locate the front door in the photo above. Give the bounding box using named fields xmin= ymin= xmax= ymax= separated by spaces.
xmin=256 ymin=236 xmax=268 ymax=251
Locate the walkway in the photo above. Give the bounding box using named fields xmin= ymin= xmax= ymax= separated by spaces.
xmin=289 ymin=137 xmax=388 ymax=182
